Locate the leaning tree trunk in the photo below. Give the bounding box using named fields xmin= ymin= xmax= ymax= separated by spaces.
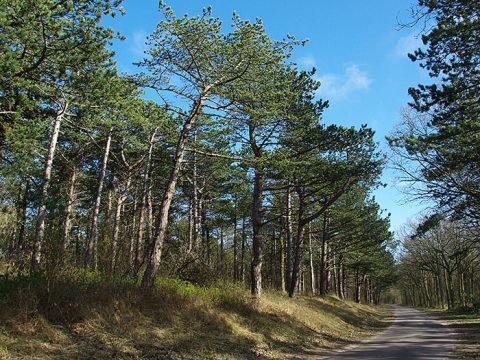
xmin=85 ymin=129 xmax=112 ymax=269
xmin=31 ymin=101 xmax=68 ymax=273
xmin=141 ymin=95 xmax=206 ymax=289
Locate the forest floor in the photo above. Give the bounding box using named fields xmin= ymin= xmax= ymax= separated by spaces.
xmin=427 ymin=309 xmax=480 ymax=359
xmin=0 ymin=269 xmax=390 ymax=359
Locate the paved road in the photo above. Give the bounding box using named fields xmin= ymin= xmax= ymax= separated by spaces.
xmin=326 ymin=305 xmax=456 ymax=360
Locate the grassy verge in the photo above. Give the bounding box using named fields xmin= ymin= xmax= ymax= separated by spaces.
xmin=0 ymin=269 xmax=390 ymax=359
xmin=427 ymin=309 xmax=480 ymax=359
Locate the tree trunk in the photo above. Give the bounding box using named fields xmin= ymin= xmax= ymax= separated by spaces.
xmin=289 ymin=187 xmax=306 ymax=297
xmin=205 ymin=221 xmax=211 ymax=266
xmin=308 ymin=223 xmax=315 ymax=294
xmin=319 ymin=212 xmax=328 ymax=295
xmin=446 ymin=269 xmax=455 ymax=309
xmin=16 ymin=180 xmax=29 ymax=253
xmin=111 ymin=177 xmax=131 ymax=273
xmin=333 ymin=254 xmax=339 ymax=297
xmin=354 ymin=267 xmax=361 ymax=303
xmin=285 ymin=184 xmax=293 ymax=292
xmin=280 ymin=230 xmax=285 ymax=292
xmin=85 ymin=129 xmax=112 ymax=269
xmin=142 ymin=96 xmax=206 ymax=288
xmin=249 ymin=121 xmax=264 ymax=298
xmin=241 ymin=216 xmax=246 ymax=282
xmin=192 ymin=130 xmax=201 ymax=250
xmin=219 ymin=227 xmax=224 ymax=273
xmin=269 ymin=230 xmax=275 ymax=288
xmin=188 ymin=197 xmax=194 ymax=252
xmin=325 ymin=242 xmax=331 ymax=293
xmin=339 ymin=254 xmax=346 ymax=299
xmin=31 ymin=102 xmax=68 ymax=273
xmin=251 ymin=169 xmax=264 ymax=297
xmin=62 ymin=166 xmax=77 ymax=259
xmin=233 ymin=196 xmax=238 ymax=281
xmin=129 ymin=194 xmax=138 ymax=268
xmin=201 ymin=201 xmax=210 ymax=266
xmin=75 ymin=231 xmax=81 ymax=267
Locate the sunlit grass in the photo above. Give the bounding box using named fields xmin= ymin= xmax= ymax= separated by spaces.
xmin=426 ymin=309 xmax=480 ymax=360
xmin=0 ymin=269 xmax=390 ymax=359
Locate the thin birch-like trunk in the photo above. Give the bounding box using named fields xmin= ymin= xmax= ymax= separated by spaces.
xmin=62 ymin=166 xmax=77 ymax=258
xmin=32 ymin=101 xmax=68 ymax=273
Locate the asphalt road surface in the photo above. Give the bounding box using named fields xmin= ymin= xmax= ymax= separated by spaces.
xmin=326 ymin=305 xmax=456 ymax=359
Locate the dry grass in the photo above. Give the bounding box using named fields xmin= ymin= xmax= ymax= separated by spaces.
xmin=427 ymin=309 xmax=480 ymax=360
xmin=0 ymin=270 xmax=390 ymax=359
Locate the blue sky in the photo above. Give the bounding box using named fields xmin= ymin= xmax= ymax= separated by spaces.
xmin=106 ymin=0 xmax=431 ymax=234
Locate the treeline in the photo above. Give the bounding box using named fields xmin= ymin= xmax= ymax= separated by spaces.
xmin=390 ymin=0 xmax=480 ymax=310
xmin=0 ymin=0 xmax=396 ymax=302
xmin=398 ymin=218 xmax=480 ymax=310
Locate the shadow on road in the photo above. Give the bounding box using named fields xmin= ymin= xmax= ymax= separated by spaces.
xmin=323 ymin=305 xmax=457 ymax=360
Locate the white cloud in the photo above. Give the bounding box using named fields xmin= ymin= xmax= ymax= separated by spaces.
xmin=297 ymin=55 xmax=316 ymax=68
xmin=395 ymin=33 xmax=423 ymax=58
xmin=316 ymin=64 xmax=372 ymax=100
xmin=130 ymin=30 xmax=148 ymax=56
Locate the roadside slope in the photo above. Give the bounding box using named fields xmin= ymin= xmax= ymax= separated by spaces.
xmin=0 ymin=271 xmax=390 ymax=359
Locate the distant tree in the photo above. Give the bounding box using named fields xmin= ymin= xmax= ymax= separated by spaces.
xmin=399 ymin=219 xmax=480 ymax=309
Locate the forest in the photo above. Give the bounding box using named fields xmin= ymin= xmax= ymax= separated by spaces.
xmin=0 ymin=0 xmax=479 ymax=359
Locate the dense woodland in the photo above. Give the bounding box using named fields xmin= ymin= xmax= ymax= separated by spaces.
xmin=0 ymin=0 xmax=396 ymax=304
xmin=0 ymin=0 xmax=478 ymax=312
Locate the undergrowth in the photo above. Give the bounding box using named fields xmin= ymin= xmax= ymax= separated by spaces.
xmin=0 ymin=268 xmax=389 ymax=359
